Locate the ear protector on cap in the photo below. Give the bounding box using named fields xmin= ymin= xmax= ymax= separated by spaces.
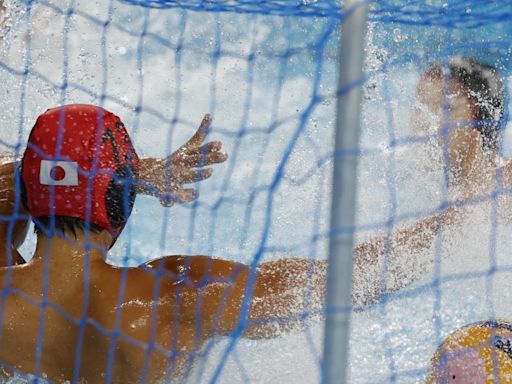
xmin=21 ymin=104 xmax=139 ymax=244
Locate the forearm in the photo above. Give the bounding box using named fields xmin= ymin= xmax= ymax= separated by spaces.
xmin=245 ymin=213 xmax=448 ymax=330
xmin=242 ymin=216 xmax=446 ymax=336
xmin=353 ymin=209 xmax=457 ymax=305
xmin=246 ymin=259 xmax=326 ymax=339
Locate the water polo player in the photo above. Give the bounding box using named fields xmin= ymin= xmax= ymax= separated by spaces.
xmin=352 ymin=56 xmax=509 ymax=304
xmin=415 ymin=56 xmax=504 ymax=185
xmin=0 ymin=104 xmax=326 ymax=382
xmin=0 ymin=108 xmax=226 ymax=264
xmin=2 ymin=58 xmax=507 ymax=312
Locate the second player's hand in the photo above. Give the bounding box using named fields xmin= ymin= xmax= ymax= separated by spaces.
xmin=137 ymin=114 xmax=228 ymax=207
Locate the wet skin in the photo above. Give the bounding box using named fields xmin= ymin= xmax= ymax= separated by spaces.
xmin=0 ymin=233 xmax=324 ymax=382
xmin=0 ymin=157 xmax=325 ymax=383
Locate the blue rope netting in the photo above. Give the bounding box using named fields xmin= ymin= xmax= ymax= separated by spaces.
xmin=0 ymin=0 xmax=512 ymax=383
xmin=120 ymin=0 xmax=512 ymax=73
xmin=122 ymin=0 xmax=512 ymax=26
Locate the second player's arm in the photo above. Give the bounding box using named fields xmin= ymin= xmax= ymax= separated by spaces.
xmin=352 ymin=207 xmax=459 ymax=305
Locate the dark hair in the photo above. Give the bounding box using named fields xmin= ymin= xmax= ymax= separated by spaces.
xmin=33 ymin=216 xmax=104 ymax=238
xmin=424 ymin=56 xmax=505 ymax=151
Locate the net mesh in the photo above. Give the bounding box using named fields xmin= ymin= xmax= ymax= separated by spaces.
xmin=0 ymin=0 xmax=511 ymax=383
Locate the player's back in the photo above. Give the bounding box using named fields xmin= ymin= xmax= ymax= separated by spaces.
xmin=0 ymin=255 xmax=199 ymax=383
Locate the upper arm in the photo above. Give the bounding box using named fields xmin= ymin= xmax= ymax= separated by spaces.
xmin=147 ymin=256 xmax=325 ymax=339
xmin=0 ymin=162 xmax=28 ymax=265
xmin=197 ymin=258 xmax=325 ymax=338
xmin=247 ymin=259 xmax=326 ymax=338
xmin=146 ymin=255 xmax=251 ymax=335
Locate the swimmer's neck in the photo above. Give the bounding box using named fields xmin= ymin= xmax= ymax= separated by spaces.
xmin=32 ymin=230 xmax=110 ymax=263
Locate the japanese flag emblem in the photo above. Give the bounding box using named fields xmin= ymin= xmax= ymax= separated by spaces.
xmin=39 ymin=160 xmax=79 ymax=186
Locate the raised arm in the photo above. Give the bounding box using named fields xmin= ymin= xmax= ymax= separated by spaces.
xmin=0 ymin=114 xmax=227 ymax=265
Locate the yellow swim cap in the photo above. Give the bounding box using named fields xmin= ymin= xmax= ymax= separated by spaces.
xmin=427 ymin=320 xmax=512 ymax=383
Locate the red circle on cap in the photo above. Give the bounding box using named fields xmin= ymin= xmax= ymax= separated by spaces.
xmin=50 ymin=166 xmax=66 ymax=181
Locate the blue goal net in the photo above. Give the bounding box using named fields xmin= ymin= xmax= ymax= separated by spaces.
xmin=1 ymin=0 xmax=512 ymax=383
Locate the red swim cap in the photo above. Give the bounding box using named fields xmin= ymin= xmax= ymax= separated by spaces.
xmin=21 ymin=104 xmax=139 ymax=240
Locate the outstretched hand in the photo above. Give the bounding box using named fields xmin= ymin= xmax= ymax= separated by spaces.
xmin=138 ymin=114 xmax=228 ymax=207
